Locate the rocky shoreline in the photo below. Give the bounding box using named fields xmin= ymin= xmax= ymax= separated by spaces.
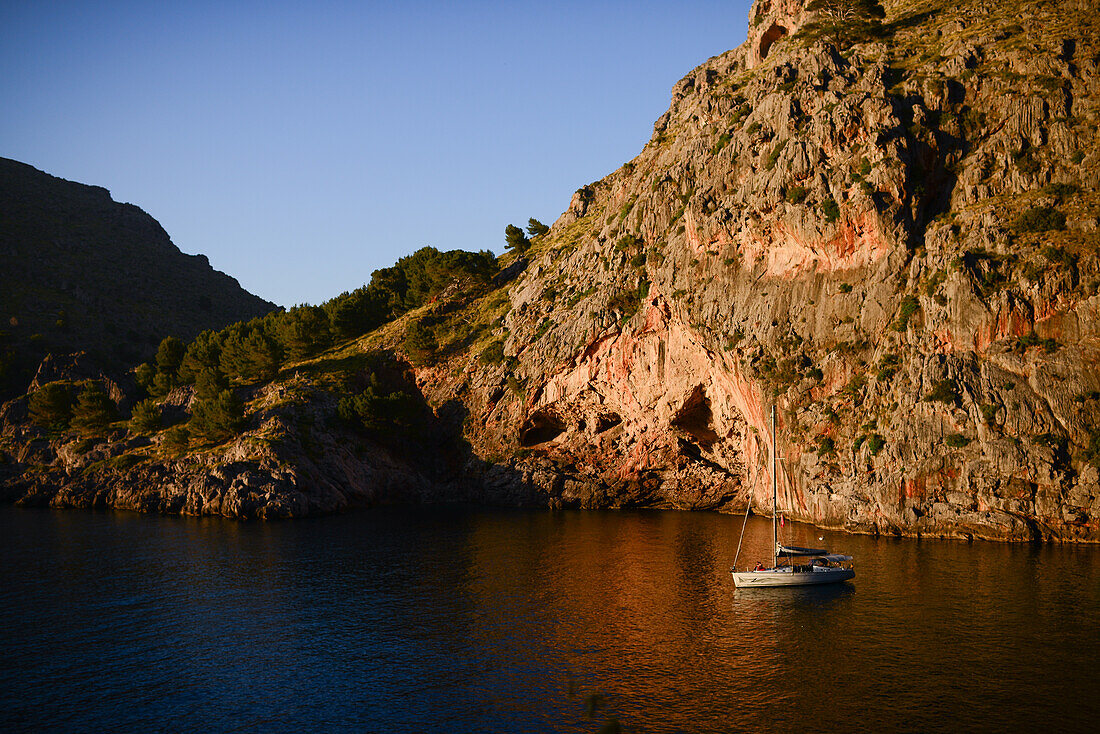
xmin=2 ymin=412 xmax=1093 ymax=543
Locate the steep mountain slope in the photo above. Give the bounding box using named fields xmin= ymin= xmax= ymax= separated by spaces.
xmin=437 ymin=0 xmax=1100 ymax=541
xmin=0 ymin=157 xmax=276 ymax=395
xmin=2 ymin=0 xmax=1098 ymax=541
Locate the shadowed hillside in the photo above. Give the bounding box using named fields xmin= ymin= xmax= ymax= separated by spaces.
xmin=0 ymin=157 xmax=276 ymax=397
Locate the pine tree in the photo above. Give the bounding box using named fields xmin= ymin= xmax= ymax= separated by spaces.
xmin=151 ymin=370 xmax=176 ymax=397
xmin=129 ymin=398 xmax=162 ymax=433
xmin=505 ymin=224 xmax=531 ymax=254
xmin=178 ymin=330 xmax=223 ymax=383
xmin=403 ymin=319 xmax=438 ymax=367
xmin=526 ymin=218 xmax=550 ymax=237
xmin=323 ymin=248 xmax=499 ymax=342
xmin=338 ymin=373 xmax=420 ymax=432
xmin=194 ymin=368 xmax=229 ymax=401
xmin=147 ymin=336 xmax=186 ymax=395
xmin=156 ymin=336 xmax=185 ymax=377
xmin=189 ymin=389 xmax=246 ymax=443
xmin=276 ymin=305 xmax=332 ymax=360
xmin=328 ymin=290 xmax=385 ymax=340
xmin=71 ymin=381 xmax=117 ymax=433
xmin=219 ymin=327 xmax=282 ymax=381
xmin=28 ymin=382 xmax=74 ymax=430
xmin=134 ymin=362 xmax=156 ymax=395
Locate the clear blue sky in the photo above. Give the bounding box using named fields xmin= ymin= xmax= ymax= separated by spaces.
xmin=2 ymin=0 xmax=753 ymax=307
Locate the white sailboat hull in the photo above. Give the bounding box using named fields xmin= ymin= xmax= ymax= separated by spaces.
xmin=731 ymin=566 xmax=855 ymax=588
xmin=730 ymin=408 xmax=856 ymax=591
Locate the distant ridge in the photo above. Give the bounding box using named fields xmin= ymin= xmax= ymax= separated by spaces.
xmin=0 ymin=157 xmax=277 ymax=396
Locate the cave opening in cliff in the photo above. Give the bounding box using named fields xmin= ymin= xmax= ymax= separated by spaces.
xmin=595 ymin=412 xmax=622 ymax=433
xmin=672 ymin=385 xmax=719 ymax=447
xmin=519 ymin=410 xmax=567 ymax=446
xmin=759 ymin=23 xmax=788 ymax=61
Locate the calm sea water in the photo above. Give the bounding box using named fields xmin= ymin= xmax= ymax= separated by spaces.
xmin=2 ymin=505 xmax=1098 ymax=732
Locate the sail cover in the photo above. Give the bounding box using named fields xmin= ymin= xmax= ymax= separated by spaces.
xmin=777 ymin=545 xmax=828 ymax=556
xmin=820 ymin=554 xmax=852 ymax=562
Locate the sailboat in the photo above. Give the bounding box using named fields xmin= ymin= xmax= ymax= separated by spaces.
xmin=731 ymin=407 xmax=855 ymax=588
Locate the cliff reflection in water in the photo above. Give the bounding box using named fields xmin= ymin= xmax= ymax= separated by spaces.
xmin=1 ymin=506 xmax=1098 ymax=733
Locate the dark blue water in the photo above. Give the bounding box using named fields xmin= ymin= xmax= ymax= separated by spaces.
xmin=2 ymin=506 xmax=1098 ymax=732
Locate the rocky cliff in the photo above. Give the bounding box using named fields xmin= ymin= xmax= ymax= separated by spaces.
xmin=3 ymin=0 xmax=1099 ymax=541
xmin=0 ymin=157 xmax=277 ymax=397
xmin=437 ymin=0 xmax=1100 ymax=542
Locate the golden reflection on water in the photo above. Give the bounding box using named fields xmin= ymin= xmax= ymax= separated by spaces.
xmin=452 ymin=510 xmax=1100 ymax=732
xmin=458 ymin=511 xmax=848 ymax=728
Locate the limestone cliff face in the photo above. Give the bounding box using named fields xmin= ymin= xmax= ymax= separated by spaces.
xmin=434 ymin=0 xmax=1100 ymax=541
xmin=746 ymin=0 xmax=813 ymax=68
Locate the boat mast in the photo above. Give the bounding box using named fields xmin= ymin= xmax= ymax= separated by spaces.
xmin=771 ymin=405 xmax=778 ymax=569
